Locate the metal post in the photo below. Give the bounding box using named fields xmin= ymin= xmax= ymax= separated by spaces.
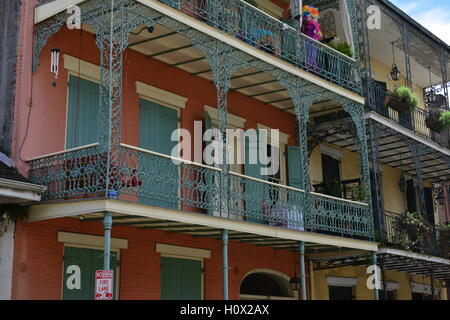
xmin=369 ymin=120 xmax=385 ymax=238
xmin=410 ymin=144 xmax=428 ymax=218
xmin=381 ymin=258 xmax=387 ymax=300
xmin=299 ymin=241 xmax=307 ymax=300
xmin=103 ymin=211 xmax=113 ymax=270
xmin=372 ymin=252 xmax=379 ymax=300
xmin=222 ymin=229 xmax=229 ymax=300
xmin=430 ymin=268 xmax=435 ymax=300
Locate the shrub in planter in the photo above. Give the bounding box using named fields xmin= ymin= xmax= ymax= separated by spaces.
xmin=328 ymin=37 xmax=354 ymax=58
xmin=439 ymin=111 xmax=450 ymax=130
xmin=393 ymin=212 xmax=433 ymax=253
xmin=425 ymin=106 xmax=448 ymax=132
xmin=437 ymin=224 xmax=450 ymax=259
xmin=384 ymin=86 xmax=418 ymax=113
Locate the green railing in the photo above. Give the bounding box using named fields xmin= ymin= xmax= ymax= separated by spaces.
xmin=28 ymin=144 xmax=373 ymax=240
xmin=158 ymin=0 xmax=361 ymax=94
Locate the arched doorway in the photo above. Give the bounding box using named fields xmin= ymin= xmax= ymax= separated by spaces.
xmin=239 ymin=270 xmax=297 ymax=300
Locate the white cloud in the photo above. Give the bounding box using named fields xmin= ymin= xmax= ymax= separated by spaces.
xmin=412 ymin=9 xmax=450 ymax=45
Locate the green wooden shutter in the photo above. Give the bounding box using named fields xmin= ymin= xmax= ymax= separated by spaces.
xmin=66 ymin=75 xmax=99 ymax=149
xmin=62 ymin=247 xmax=118 ymax=300
xmin=244 ymin=135 xmax=268 ymax=224
xmin=287 ymin=146 xmax=302 ymax=189
xmin=161 ymin=257 xmax=202 ymax=300
xmin=139 ymin=99 xmax=179 ymax=209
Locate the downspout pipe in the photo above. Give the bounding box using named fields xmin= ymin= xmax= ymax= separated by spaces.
xmin=222 ymin=229 xmax=229 ymax=300
xmin=103 ymin=211 xmax=113 ymax=270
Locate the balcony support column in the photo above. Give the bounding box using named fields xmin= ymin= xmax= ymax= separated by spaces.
xmin=368 ymin=120 xmax=385 ymax=239
xmin=222 ymin=229 xmax=229 ymax=300
xmin=409 ymin=144 xmax=427 ymax=218
xmin=299 ymin=241 xmax=307 ymax=300
xmin=372 ymin=252 xmax=379 ymax=300
xmin=103 ymin=211 xmax=113 ymax=270
xmin=400 ymin=23 xmax=413 ymax=88
xmin=192 ymin=40 xmax=251 ymax=217
xmin=283 ymin=82 xmax=318 ymax=230
xmin=439 ymin=47 xmax=449 ymax=109
xmin=93 ymin=0 xmax=156 ymax=197
xmin=342 ymin=101 xmax=374 ymax=238
xmin=356 ymin=0 xmax=373 ymax=99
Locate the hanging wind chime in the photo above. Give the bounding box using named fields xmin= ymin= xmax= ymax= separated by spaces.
xmin=50 ymin=48 xmax=60 ymax=84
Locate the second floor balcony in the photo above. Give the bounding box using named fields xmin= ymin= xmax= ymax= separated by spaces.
xmin=27 ymin=142 xmax=373 ymax=240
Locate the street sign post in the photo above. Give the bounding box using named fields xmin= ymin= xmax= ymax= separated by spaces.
xmin=95 ymin=270 xmax=114 ymax=300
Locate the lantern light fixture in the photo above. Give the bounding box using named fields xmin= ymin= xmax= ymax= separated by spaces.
xmin=389 ymin=42 xmax=401 ymax=81
xmin=426 ymin=67 xmax=437 ymax=104
xmin=289 ymin=273 xmax=301 ymax=291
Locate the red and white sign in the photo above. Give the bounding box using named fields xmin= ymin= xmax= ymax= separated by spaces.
xmin=95 ymin=270 xmax=114 ymax=300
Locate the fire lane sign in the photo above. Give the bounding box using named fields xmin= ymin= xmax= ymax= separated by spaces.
xmin=95 ymin=270 xmax=114 ymax=300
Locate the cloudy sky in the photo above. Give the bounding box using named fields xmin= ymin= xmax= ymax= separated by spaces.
xmin=390 ymin=0 xmax=450 ymax=44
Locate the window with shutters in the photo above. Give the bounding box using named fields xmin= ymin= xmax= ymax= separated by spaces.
xmin=62 ymin=246 xmax=119 ymax=300
xmin=66 ymin=75 xmax=99 ymax=149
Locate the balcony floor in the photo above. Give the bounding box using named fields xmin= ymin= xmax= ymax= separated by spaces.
xmin=27 ymin=198 xmax=378 ymax=253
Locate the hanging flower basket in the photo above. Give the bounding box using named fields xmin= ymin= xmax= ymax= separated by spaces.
xmin=384 ymin=86 xmax=418 ymax=113
xmin=384 ymin=95 xmax=410 ymax=112
xmin=425 ymin=117 xmax=444 ymax=132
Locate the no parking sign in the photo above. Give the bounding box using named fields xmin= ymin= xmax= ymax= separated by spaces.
xmin=95 ymin=270 xmax=114 ymax=300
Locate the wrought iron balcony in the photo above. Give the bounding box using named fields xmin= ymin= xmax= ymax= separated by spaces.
xmin=369 ymin=81 xmax=450 ymax=148
xmin=158 ymin=0 xmax=361 ymax=94
xmin=383 ymin=212 xmax=450 ymax=259
xmin=27 ymin=144 xmax=373 ymax=240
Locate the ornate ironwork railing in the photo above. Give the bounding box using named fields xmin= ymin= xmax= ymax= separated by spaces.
xmin=309 ymin=192 xmax=371 ymax=239
xmin=383 ymin=212 xmax=449 ymax=259
xmin=158 ymin=0 xmax=361 ymax=94
xmin=369 ymin=82 xmax=450 ymax=148
xmin=27 ymin=143 xmax=107 ymax=200
xmin=27 ymin=144 xmax=373 ymax=239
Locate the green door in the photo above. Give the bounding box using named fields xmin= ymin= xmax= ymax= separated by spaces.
xmin=62 ymin=247 xmax=118 ymax=300
xmin=161 ymin=257 xmax=202 ymax=300
xmin=66 ymin=75 xmax=100 ymax=149
xmin=287 ymin=146 xmax=303 ymax=190
xmin=139 ymin=99 xmax=179 ymax=209
xmin=244 ymin=134 xmax=268 ymax=224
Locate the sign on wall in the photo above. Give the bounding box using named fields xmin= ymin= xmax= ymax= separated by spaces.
xmin=95 ymin=270 xmax=114 ymax=300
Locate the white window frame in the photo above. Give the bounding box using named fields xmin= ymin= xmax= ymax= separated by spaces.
xmin=156 ymin=243 xmax=210 ymax=300
xmin=58 ymin=231 xmax=128 ymax=300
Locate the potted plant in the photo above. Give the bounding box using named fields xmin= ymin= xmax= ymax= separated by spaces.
xmin=327 ymin=37 xmax=354 ymax=58
xmin=439 ymin=111 xmax=450 ymax=130
xmin=314 ymin=179 xmax=343 ymax=198
xmin=393 ymin=212 xmax=433 ymax=254
xmin=384 ymin=86 xmax=418 ymax=113
xmin=437 ymin=224 xmax=450 ymax=259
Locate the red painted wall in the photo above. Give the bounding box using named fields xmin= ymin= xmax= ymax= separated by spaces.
xmin=19 ymin=27 xmax=298 ymax=164
xmin=11 ymin=217 xmax=301 ymax=300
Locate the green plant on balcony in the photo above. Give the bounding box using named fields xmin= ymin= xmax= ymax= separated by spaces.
xmin=439 ymin=111 xmax=450 ymax=129
xmin=384 ymin=86 xmax=418 ymax=113
xmin=327 ymin=37 xmax=354 ymax=58
xmin=393 ymin=212 xmax=433 ymax=254
xmin=314 ymin=179 xmax=343 ymax=198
